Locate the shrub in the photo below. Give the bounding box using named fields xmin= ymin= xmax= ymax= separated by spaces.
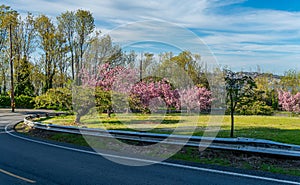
xmin=0 ymin=96 xmax=10 ymax=107
xmin=0 ymin=95 xmax=35 ymax=108
xmin=34 ymin=88 xmax=72 ymax=111
xmin=236 ymin=101 xmax=274 ymax=115
xmin=15 ymin=95 xmax=35 ymax=108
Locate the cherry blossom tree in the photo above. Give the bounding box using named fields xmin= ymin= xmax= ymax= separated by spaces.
xmin=180 ymin=86 xmax=212 ymax=113
xmin=75 ymin=63 xmax=137 ymax=121
xmin=278 ymin=90 xmax=300 ymax=113
xmin=77 ymin=63 xmax=213 ymax=121
xmin=81 ymin=63 xmax=137 ymax=90
xmin=129 ymin=79 xmax=180 ymax=113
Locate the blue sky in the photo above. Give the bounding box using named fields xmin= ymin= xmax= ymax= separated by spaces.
xmin=240 ymin=0 xmax=300 ymax=11
xmin=3 ymin=0 xmax=300 ymax=74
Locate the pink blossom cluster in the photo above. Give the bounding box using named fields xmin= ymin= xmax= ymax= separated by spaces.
xmin=80 ymin=63 xmax=213 ymax=112
xmin=130 ymin=80 xmax=180 ymax=111
xmin=180 ymin=86 xmax=213 ymax=112
xmin=81 ymin=63 xmax=138 ymax=92
xmin=278 ymin=90 xmax=300 ymax=113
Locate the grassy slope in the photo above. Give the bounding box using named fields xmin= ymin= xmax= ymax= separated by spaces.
xmin=38 ymin=114 xmax=300 ymax=145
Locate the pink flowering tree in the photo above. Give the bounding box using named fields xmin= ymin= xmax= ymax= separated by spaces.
xmin=158 ymin=80 xmax=180 ymax=111
xmin=74 ymin=63 xmax=137 ymax=122
xmin=81 ymin=63 xmax=137 ymax=91
xmin=129 ymin=79 xmax=180 ymax=113
xmin=75 ymin=63 xmax=213 ymax=122
xmin=278 ymin=90 xmax=300 ymax=113
xmin=180 ymin=86 xmax=213 ymax=113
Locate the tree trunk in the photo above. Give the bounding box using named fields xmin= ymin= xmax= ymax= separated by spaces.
xmin=2 ymin=69 xmax=6 ymax=94
xmin=167 ymin=107 xmax=170 ymax=114
xmin=43 ymin=52 xmax=49 ymax=93
xmin=230 ymin=108 xmax=234 ymax=138
xmin=107 ymin=109 xmax=112 ymax=118
xmin=230 ymin=93 xmax=234 ymax=138
xmin=71 ymin=49 xmax=74 ymax=80
xmin=75 ymin=55 xmax=80 ymax=85
xmin=75 ymin=114 xmax=81 ymax=124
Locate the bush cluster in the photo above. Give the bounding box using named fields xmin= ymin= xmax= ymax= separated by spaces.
xmin=34 ymin=88 xmax=72 ymax=111
xmin=0 ymin=95 xmax=35 ymax=108
xmin=235 ymin=101 xmax=274 ymax=115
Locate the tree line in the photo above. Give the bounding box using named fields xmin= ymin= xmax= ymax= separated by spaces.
xmin=1 ymin=4 xmax=300 ymax=118
xmin=1 ymin=5 xmax=99 ymax=95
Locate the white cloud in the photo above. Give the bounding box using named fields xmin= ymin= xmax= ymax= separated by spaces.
xmin=3 ymin=0 xmax=300 ymax=73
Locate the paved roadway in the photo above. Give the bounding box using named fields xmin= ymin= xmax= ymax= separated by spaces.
xmin=0 ymin=109 xmax=299 ymax=185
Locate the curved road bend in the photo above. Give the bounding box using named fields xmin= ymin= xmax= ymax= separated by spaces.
xmin=0 ymin=109 xmax=299 ymax=185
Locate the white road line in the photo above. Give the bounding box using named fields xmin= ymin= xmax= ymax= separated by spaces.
xmin=0 ymin=168 xmax=36 ymax=183
xmin=5 ymin=123 xmax=300 ymax=185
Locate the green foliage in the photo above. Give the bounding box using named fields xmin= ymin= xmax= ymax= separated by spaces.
xmin=94 ymin=87 xmax=112 ymax=113
xmin=254 ymin=74 xmax=279 ymax=110
xmin=0 ymin=95 xmax=10 ymax=107
xmin=280 ymin=69 xmax=300 ymax=94
xmin=236 ymin=101 xmax=274 ymax=115
xmin=15 ymin=58 xmax=35 ymax=96
xmin=34 ymin=87 xmax=72 ymax=110
xmin=128 ymin=95 xmax=147 ymax=113
xmin=170 ymin=51 xmax=204 ymax=86
xmin=0 ymin=5 xmax=18 ymax=29
xmin=72 ymin=86 xmax=96 ymax=123
xmin=35 ymin=14 xmax=55 ymax=93
xmin=224 ymin=69 xmax=256 ymax=137
xmin=235 ymin=88 xmax=274 ymax=115
xmin=15 ymin=95 xmax=35 ymax=108
xmin=0 ymin=95 xmax=34 ymax=108
xmin=154 ymin=51 xmax=207 ymax=88
xmin=94 ymin=88 xmax=129 ymax=116
xmin=265 ymin=89 xmax=279 ymax=110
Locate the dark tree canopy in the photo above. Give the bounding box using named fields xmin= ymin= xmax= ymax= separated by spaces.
xmin=224 ymin=69 xmax=256 ymax=137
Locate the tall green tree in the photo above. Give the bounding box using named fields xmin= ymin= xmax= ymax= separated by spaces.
xmin=0 ymin=5 xmax=10 ymax=94
xmin=57 ymin=9 xmax=95 ymax=82
xmin=0 ymin=5 xmax=10 ymax=51
xmin=140 ymin=52 xmax=155 ymax=79
xmin=57 ymin=11 xmax=76 ymax=80
xmin=14 ymin=13 xmax=36 ymax=96
xmin=14 ymin=58 xmax=34 ymax=96
xmin=224 ymin=69 xmax=256 ymax=137
xmin=52 ymin=31 xmax=69 ymax=88
xmin=0 ymin=5 xmax=18 ymax=95
xmin=254 ymin=73 xmax=279 ymax=110
xmin=154 ymin=51 xmax=207 ymax=88
xmin=280 ymin=69 xmax=300 ymax=94
xmin=170 ymin=51 xmax=204 ymax=85
xmin=75 ymin=10 xmax=95 ymax=82
xmin=83 ymin=33 xmax=132 ymax=72
xmin=35 ymin=15 xmax=57 ymax=93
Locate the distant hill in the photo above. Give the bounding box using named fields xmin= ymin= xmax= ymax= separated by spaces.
xmin=236 ymin=71 xmax=282 ymax=80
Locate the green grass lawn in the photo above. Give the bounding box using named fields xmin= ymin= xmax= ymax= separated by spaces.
xmin=38 ymin=113 xmax=300 ymax=145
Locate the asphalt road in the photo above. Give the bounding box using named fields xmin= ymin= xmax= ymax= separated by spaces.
xmin=0 ymin=109 xmax=299 ymax=185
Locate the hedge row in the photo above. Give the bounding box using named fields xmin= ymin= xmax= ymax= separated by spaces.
xmin=0 ymin=95 xmax=35 ymax=108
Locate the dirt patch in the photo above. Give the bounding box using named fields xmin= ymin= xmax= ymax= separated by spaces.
xmin=178 ymin=147 xmax=300 ymax=170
